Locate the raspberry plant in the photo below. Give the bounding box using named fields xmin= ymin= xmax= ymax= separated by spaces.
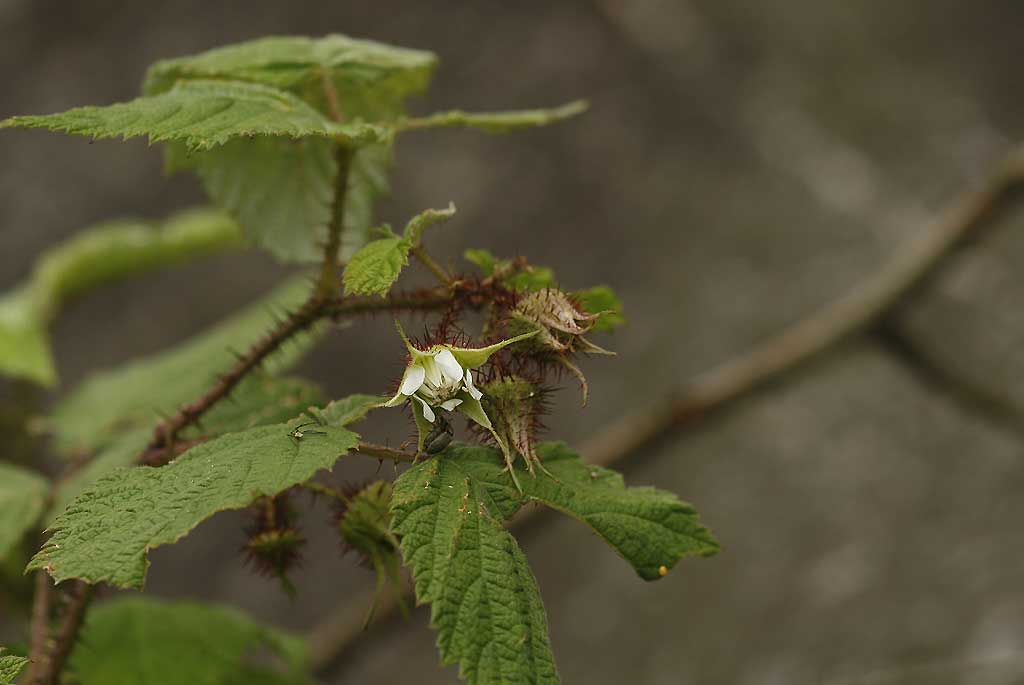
xmin=0 ymin=35 xmax=718 ymax=685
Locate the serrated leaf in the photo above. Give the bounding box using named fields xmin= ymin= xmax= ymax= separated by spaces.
xmin=1 ymin=80 xmax=384 ymax=151
xmin=50 ymin=276 xmax=318 ymax=455
xmin=398 ymin=100 xmax=587 ymax=134
xmin=69 ymin=597 xmax=308 ymax=685
xmin=147 ymin=35 xmax=423 ymax=264
xmin=391 ymin=455 xmax=560 ymax=685
xmin=30 ymin=420 xmax=359 ymax=588
xmin=170 ymin=136 xmax=394 ymax=264
xmin=181 ymin=136 xmax=337 ymax=262
xmin=46 ymin=428 xmax=150 ymax=529
xmin=310 ymin=393 xmax=386 ymax=426
xmin=342 ymin=204 xmax=455 ymax=295
xmin=143 ymin=34 xmax=437 ymax=121
xmin=0 ymin=463 xmax=48 ymax=560
xmin=341 ymin=232 xmax=404 ymax=296
xmin=574 ymin=285 xmax=625 ymax=332
xmin=47 ymin=376 xmax=326 ymax=526
xmin=457 ymin=442 xmax=720 ymax=580
xmin=0 ymin=648 xmax=28 ymax=685
xmin=0 ymin=208 xmax=243 ymax=386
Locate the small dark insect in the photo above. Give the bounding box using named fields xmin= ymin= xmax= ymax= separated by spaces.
xmin=423 ymin=413 xmax=454 ymax=454
xmin=288 ymin=420 xmax=327 ymax=442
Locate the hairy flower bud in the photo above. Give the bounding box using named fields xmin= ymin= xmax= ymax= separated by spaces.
xmin=507 ymin=289 xmax=614 ymax=404
xmin=480 ymin=375 xmax=549 ymax=475
xmin=243 ymin=494 xmax=304 ymax=597
xmin=335 ymin=481 xmax=407 ymax=625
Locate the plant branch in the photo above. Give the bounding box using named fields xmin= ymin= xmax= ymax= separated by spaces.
xmin=318 ymin=147 xmax=353 ymax=299
xmin=25 ymin=571 xmax=52 ymax=683
xmin=410 ymin=245 xmax=452 ymax=286
xmin=29 ymin=580 xmax=92 ymax=685
xmin=306 ymin=146 xmax=1024 ymax=676
xmin=579 ymin=147 xmax=1024 ymax=467
xmin=354 ymin=441 xmax=417 ymax=463
xmin=142 ymin=295 xmax=328 ymax=465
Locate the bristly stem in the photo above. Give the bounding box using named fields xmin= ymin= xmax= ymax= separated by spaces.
xmin=30 ymin=580 xmax=92 ymax=685
xmin=355 ymin=441 xmax=418 ymax=463
xmin=318 ymin=147 xmax=353 ymax=299
xmin=25 ymin=571 xmax=53 ymax=683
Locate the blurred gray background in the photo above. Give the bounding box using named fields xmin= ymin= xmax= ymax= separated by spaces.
xmin=4 ymin=1 xmax=1024 ymax=683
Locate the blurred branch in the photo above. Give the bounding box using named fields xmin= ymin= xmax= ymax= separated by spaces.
xmin=308 ymin=146 xmax=1024 ymax=676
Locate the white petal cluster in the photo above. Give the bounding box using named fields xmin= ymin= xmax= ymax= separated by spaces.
xmin=397 ymin=348 xmax=482 ymax=423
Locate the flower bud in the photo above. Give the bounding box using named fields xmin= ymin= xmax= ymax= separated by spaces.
xmin=480 ymin=375 xmax=549 ymax=474
xmin=507 ymin=289 xmax=614 ymax=404
xmin=335 ymin=481 xmax=407 ymax=625
xmin=243 ymin=494 xmax=304 ymax=597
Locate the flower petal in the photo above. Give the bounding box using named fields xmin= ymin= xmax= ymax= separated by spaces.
xmin=435 ymin=348 xmax=464 ymax=382
xmin=399 ymin=364 xmax=426 ymax=395
xmin=413 ymin=395 xmax=435 ymax=423
xmin=421 ymin=356 xmax=443 ymax=387
xmin=440 ymin=398 xmax=463 ymax=411
xmin=464 ymin=369 xmax=483 ymax=400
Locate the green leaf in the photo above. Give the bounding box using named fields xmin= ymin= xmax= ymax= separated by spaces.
xmin=170 ymin=136 xmax=394 ymax=264
xmin=342 ymin=204 xmax=455 ymax=295
xmin=505 ymin=267 xmax=556 ymax=292
xmin=463 ymin=248 xmax=498 ymax=276
xmin=143 ymin=34 xmax=438 ymax=121
xmin=187 ymin=375 xmax=325 ymax=438
xmin=462 ymin=442 xmax=720 ymax=580
xmin=310 ymin=393 xmax=386 ymax=426
xmin=398 ymin=100 xmax=587 ymax=134
xmin=45 ymin=428 xmax=150 ymax=529
xmin=70 ymin=597 xmax=308 ymax=685
xmin=2 ymin=80 xmax=384 ymax=151
xmin=462 ymin=250 xmax=556 ymax=292
xmin=50 ymin=276 xmax=318 ymax=455
xmin=340 ymin=143 xmax=394 ymax=259
xmin=0 ymin=290 xmax=55 ymax=386
xmin=180 ymin=137 xmax=337 ymax=262
xmin=29 ymin=419 xmax=359 ymax=588
xmin=147 ymin=35 xmax=426 ymax=264
xmin=391 ymin=455 xmax=560 ymax=685
xmin=341 ymin=231 xmax=404 ymax=296
xmin=402 ymin=203 xmax=456 ymax=247
xmin=0 ymin=648 xmax=28 ymax=685
xmin=47 ymin=376 xmax=326 ymax=526
xmin=0 ymin=464 xmax=48 ymax=560
xmin=574 ymin=285 xmax=625 ymax=332
xmin=0 ymin=208 xmax=243 ymax=386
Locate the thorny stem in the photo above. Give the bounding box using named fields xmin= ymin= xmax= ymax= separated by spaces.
xmin=305 ymin=146 xmax=1024 ymax=675
xmin=25 ymin=571 xmax=52 ymax=683
xmin=354 ymin=441 xmax=418 ymax=464
xmin=317 ymin=147 xmax=353 ymax=299
xmin=29 ymin=581 xmax=92 ymax=685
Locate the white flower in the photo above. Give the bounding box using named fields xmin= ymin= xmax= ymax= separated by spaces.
xmin=383 ymin=321 xmax=537 ymax=455
xmin=396 ymin=348 xmax=475 ymax=422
